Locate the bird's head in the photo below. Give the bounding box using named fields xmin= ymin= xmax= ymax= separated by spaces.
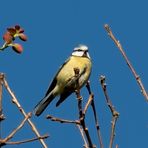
xmin=72 ymin=44 xmax=91 ymax=59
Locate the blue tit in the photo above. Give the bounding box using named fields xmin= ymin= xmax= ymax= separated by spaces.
xmin=34 ymin=44 xmax=92 ymax=116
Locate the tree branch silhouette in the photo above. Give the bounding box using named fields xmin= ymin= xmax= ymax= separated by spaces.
xmin=0 ymin=74 xmax=5 ymax=122
xmin=100 ymin=75 xmax=119 ymax=148
xmin=0 ymin=74 xmax=3 ymax=145
xmin=74 ymin=67 xmax=95 ymax=148
xmin=86 ymin=81 xmax=104 ymax=148
xmin=2 ymin=113 xmax=31 ymax=144
xmin=0 ymin=73 xmax=48 ymax=148
xmin=3 ymin=135 xmax=48 ymax=146
xmin=47 ymin=115 xmax=80 ymax=124
xmin=104 ymin=24 xmax=148 ymax=101
xmin=0 ymin=113 xmax=48 ymax=146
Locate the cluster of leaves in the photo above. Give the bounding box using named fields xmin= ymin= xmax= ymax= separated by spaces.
xmin=1 ymin=25 xmax=27 ymax=53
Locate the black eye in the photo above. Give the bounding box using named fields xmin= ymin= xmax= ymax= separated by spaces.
xmin=77 ymin=49 xmax=83 ymax=51
xmin=73 ymin=48 xmax=88 ymax=53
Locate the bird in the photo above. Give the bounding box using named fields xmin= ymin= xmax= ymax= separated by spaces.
xmin=34 ymin=44 xmax=92 ymax=116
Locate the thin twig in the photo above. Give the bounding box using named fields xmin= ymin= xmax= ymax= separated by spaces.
xmin=83 ymin=93 xmax=94 ymax=115
xmin=0 ymin=74 xmax=5 ymax=121
xmin=104 ymin=24 xmax=148 ymax=101
xmin=74 ymin=68 xmax=83 ymax=118
xmin=0 ymin=74 xmax=4 ymax=118
xmin=5 ymin=134 xmax=48 ymax=145
xmin=2 ymin=75 xmax=48 ymax=148
xmin=0 ymin=73 xmax=3 ymax=147
xmin=100 ymin=75 xmax=119 ymax=148
xmin=0 ymin=43 xmax=8 ymax=51
xmin=86 ymin=81 xmax=104 ymax=148
xmin=74 ymin=68 xmax=95 ymax=148
xmin=76 ymin=124 xmax=88 ymax=148
xmin=3 ymin=113 xmax=31 ymax=143
xmin=0 ymin=73 xmax=5 ymax=146
xmin=46 ymin=115 xmax=80 ymax=124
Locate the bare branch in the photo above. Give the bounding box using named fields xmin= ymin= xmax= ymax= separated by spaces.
xmin=86 ymin=81 xmax=104 ymax=148
xmin=2 ymin=75 xmax=48 ymax=148
xmin=100 ymin=75 xmax=119 ymax=148
xmin=76 ymin=124 xmax=88 ymax=148
xmin=74 ymin=68 xmax=96 ymax=148
xmin=5 ymin=134 xmax=48 ymax=145
xmin=0 ymin=43 xmax=8 ymax=51
xmin=0 ymin=73 xmax=5 ymax=121
xmin=3 ymin=113 xmax=31 ymax=143
xmin=104 ymin=24 xmax=148 ymax=101
xmin=0 ymin=73 xmax=5 ymax=144
xmin=83 ymin=93 xmax=93 ymax=115
xmin=46 ymin=115 xmax=80 ymax=124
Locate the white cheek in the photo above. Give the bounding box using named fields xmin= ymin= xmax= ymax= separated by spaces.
xmin=72 ymin=51 xmax=84 ymax=57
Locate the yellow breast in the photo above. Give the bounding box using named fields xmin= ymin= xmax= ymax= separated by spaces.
xmin=56 ymin=56 xmax=92 ymax=91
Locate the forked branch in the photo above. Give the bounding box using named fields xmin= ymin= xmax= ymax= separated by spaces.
xmin=74 ymin=67 xmax=96 ymax=148
xmin=0 ymin=113 xmax=48 ymax=146
xmin=0 ymin=74 xmax=48 ymax=148
xmin=3 ymin=113 xmax=31 ymax=143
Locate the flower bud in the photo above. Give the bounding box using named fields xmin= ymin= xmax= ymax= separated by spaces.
xmin=3 ymin=32 xmax=13 ymax=44
xmin=15 ymin=25 xmax=24 ymax=33
xmin=15 ymin=25 xmax=20 ymax=30
xmin=19 ymin=33 xmax=27 ymax=41
xmin=7 ymin=27 xmax=16 ymax=36
xmin=12 ymin=43 xmax=23 ymax=53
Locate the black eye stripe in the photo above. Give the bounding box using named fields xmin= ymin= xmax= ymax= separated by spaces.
xmin=73 ymin=49 xmax=88 ymax=52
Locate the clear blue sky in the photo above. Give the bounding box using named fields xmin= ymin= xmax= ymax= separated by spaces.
xmin=0 ymin=0 xmax=148 ymax=148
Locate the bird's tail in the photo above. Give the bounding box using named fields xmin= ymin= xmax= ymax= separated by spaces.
xmin=34 ymin=93 xmax=55 ymax=116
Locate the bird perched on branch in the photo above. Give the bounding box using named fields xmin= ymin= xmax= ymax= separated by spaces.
xmin=34 ymin=44 xmax=92 ymax=116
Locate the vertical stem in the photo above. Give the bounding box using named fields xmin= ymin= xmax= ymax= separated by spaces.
xmin=100 ymin=75 xmax=119 ymax=148
xmin=0 ymin=73 xmax=4 ymax=143
xmin=74 ymin=68 xmax=95 ymax=148
xmin=86 ymin=82 xmax=104 ymax=148
xmin=76 ymin=124 xmax=88 ymax=147
xmin=0 ymin=75 xmax=3 ymax=116
xmin=109 ymin=116 xmax=118 ymax=148
xmin=91 ymin=100 xmax=104 ymax=148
